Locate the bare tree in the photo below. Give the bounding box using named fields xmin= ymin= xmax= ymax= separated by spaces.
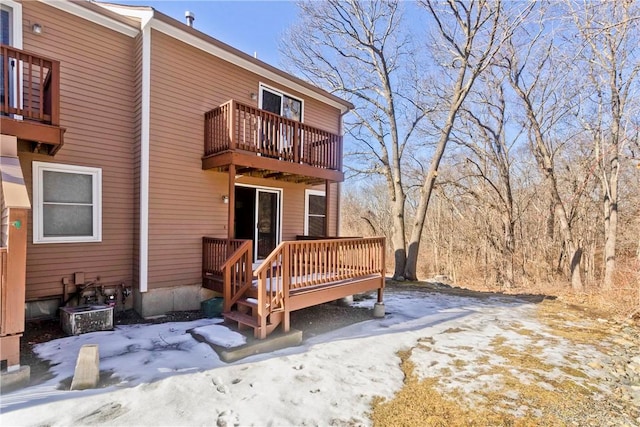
xmin=568 ymin=0 xmax=640 ymax=289
xmin=503 ymin=10 xmax=586 ymax=291
xmin=403 ymin=0 xmax=515 ymax=280
xmin=281 ymin=0 xmax=426 ymax=279
xmin=451 ymin=70 xmax=521 ymax=288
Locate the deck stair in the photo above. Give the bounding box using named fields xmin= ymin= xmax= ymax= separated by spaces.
xmin=203 ymin=236 xmax=386 ymax=340
xmin=224 ymin=297 xmax=283 ymax=337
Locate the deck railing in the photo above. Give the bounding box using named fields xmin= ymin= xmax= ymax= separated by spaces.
xmin=220 ymin=240 xmax=253 ymax=312
xmin=1 ymin=44 xmax=60 ymax=125
xmin=204 ymin=100 xmax=342 ymax=171
xmin=254 ymin=237 xmax=385 ymax=326
xmin=202 ymin=237 xmax=248 ymax=281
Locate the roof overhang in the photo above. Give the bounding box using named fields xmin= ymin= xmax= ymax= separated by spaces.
xmin=96 ymin=2 xmax=354 ymax=114
xmin=39 ymin=0 xmax=139 ymax=37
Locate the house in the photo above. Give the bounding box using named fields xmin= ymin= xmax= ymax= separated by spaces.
xmin=0 ymin=0 xmax=385 ymax=378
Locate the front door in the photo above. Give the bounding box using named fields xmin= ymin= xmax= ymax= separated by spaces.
xmin=234 ymin=185 xmax=281 ymax=260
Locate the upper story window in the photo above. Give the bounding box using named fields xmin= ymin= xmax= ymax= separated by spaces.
xmin=1 ymin=1 xmax=22 ymax=48
xmin=259 ymin=84 xmax=303 ymax=122
xmin=33 ymin=162 xmax=102 ymax=244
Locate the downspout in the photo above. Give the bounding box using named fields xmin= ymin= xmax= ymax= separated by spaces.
xmin=139 ymin=13 xmax=153 ymax=293
xmin=337 ymin=108 xmax=349 ymax=237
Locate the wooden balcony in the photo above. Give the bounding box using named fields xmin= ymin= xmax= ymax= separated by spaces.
xmin=1 ymin=44 xmax=65 ymax=154
xmin=203 ymin=100 xmax=344 ymax=184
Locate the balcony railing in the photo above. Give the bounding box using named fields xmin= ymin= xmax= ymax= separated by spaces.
xmin=1 ymin=44 xmax=60 ymax=126
xmin=204 ymin=100 xmax=342 ymax=171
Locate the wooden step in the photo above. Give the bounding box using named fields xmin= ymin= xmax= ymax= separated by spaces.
xmin=236 ymin=298 xmax=258 ymax=309
xmin=223 ymin=310 xmax=259 ymax=328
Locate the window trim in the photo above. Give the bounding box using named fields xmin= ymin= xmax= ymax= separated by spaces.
xmin=258 ymin=83 xmax=304 ymax=122
xmin=32 ymin=161 xmax=102 ymax=244
xmin=1 ymin=0 xmax=22 ymax=49
xmin=304 ymin=189 xmax=326 ymax=236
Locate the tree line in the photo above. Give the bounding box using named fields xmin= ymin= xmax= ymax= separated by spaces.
xmin=282 ymin=0 xmax=639 ymax=293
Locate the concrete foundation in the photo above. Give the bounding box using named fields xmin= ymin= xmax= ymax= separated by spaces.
xmin=336 ymin=295 xmax=354 ymax=307
xmin=134 ymin=284 xmax=216 ymax=318
xmin=373 ymin=302 xmax=386 ymax=318
xmin=0 ymin=365 xmax=30 ymax=392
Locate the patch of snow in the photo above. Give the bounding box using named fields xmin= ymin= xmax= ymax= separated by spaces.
xmin=191 ymin=324 xmax=246 ymax=348
xmin=0 ymin=291 xmax=613 ymax=427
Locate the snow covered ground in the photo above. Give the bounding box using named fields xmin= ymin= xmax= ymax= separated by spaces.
xmin=0 ymin=290 xmax=603 ymax=426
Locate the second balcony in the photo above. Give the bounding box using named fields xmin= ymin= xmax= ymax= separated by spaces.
xmin=202 ymin=100 xmax=344 ymax=184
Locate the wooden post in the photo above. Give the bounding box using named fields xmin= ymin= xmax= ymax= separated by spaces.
xmin=2 ymin=208 xmax=28 ymax=336
xmin=293 ymin=121 xmax=300 ymax=163
xmin=378 ymin=237 xmax=385 ymax=303
xmin=50 ymin=60 xmax=60 ymax=126
xmin=0 ymin=208 xmax=28 ymax=368
xmin=283 ymin=243 xmax=291 ymax=333
xmin=228 ymin=100 xmax=236 ymax=150
xmin=325 ymin=180 xmax=332 ymax=237
xmin=228 ymin=165 xmax=235 ymax=241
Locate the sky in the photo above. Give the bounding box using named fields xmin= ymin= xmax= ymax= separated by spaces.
xmin=0 ymin=289 xmax=616 ymax=426
xmin=109 ymin=1 xmax=299 ymax=68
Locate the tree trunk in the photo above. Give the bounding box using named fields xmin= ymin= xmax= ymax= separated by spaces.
xmin=502 ymin=213 xmax=515 ymax=289
xmin=602 ymin=195 xmax=618 ymax=290
xmin=391 ymin=191 xmax=407 ymax=279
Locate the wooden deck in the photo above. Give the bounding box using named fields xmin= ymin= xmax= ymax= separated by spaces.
xmin=202 ymin=100 xmax=344 ymax=184
xmin=0 ymin=44 xmax=64 ymax=153
xmin=203 ymin=237 xmax=386 ymax=339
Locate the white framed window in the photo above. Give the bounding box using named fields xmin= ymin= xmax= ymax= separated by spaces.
xmin=33 ymin=162 xmax=102 ymax=244
xmin=0 ymin=0 xmax=23 ymax=48
xmin=259 ymin=83 xmax=303 ymax=122
xmin=1 ymin=0 xmax=23 ymax=115
xmin=304 ymin=189 xmax=326 ymax=236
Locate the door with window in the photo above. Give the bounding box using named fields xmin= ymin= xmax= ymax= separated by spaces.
xmin=1 ymin=1 xmax=21 ymax=116
xmin=259 ymin=85 xmax=303 ymax=157
xmin=260 ymin=85 xmax=302 ymax=122
xmin=234 ymin=185 xmax=281 ymax=260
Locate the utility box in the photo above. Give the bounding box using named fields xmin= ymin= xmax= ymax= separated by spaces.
xmin=201 ymin=297 xmax=224 ymax=318
xmin=60 ymin=305 xmax=114 ymax=335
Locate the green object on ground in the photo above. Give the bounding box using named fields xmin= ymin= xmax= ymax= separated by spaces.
xmin=201 ymin=297 xmax=224 ymax=318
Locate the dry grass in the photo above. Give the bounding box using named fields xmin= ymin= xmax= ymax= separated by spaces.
xmin=535 ymin=299 xmax=611 ymax=346
xmin=371 ymin=323 xmax=609 ymax=426
xmin=456 ymin=275 xmax=640 ymax=320
xmin=370 ymin=346 xmax=589 ymax=427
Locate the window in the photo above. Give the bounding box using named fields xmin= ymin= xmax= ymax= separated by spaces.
xmin=1 ymin=7 xmax=11 ymax=45
xmin=304 ymin=189 xmax=326 ymax=237
xmin=1 ymin=1 xmax=21 ymax=111
xmin=259 ymin=84 xmax=303 ymax=122
xmin=1 ymin=1 xmax=22 ymax=48
xmin=33 ymin=162 xmax=102 ymax=243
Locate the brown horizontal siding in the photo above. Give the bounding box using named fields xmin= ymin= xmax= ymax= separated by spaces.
xmin=146 ymin=30 xmax=344 ymax=289
xmin=19 ymin=2 xmax=136 ymax=301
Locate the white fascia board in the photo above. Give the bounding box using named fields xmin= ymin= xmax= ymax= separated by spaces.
xmin=95 ymin=4 xmax=153 ymax=28
xmin=39 ymin=0 xmax=138 ymax=37
xmin=148 ymin=18 xmax=349 ymax=114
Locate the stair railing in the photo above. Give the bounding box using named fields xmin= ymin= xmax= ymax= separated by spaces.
xmin=254 ymin=242 xmax=288 ymax=323
xmin=221 ymin=240 xmax=253 ymax=312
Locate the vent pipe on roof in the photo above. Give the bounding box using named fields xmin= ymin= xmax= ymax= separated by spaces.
xmin=185 ymin=11 xmax=195 ymax=27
